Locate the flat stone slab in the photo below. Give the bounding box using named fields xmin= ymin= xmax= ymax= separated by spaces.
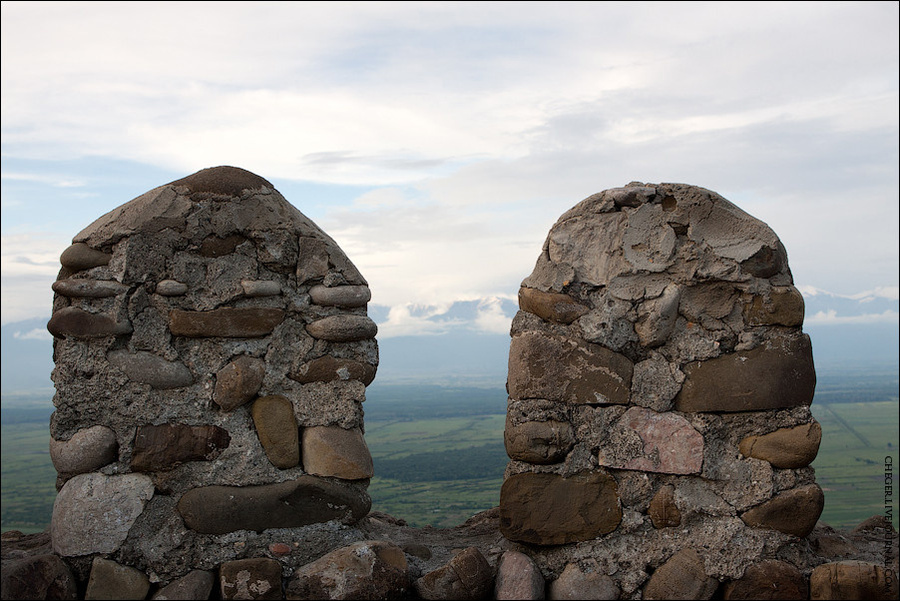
xmin=309 ymin=284 xmax=371 ymax=308
xmin=499 ymin=471 xmax=622 ymax=545
xmin=508 ymin=331 xmax=633 ymax=405
xmin=52 ymin=279 xmax=127 ymax=298
xmin=739 ymin=421 xmax=822 ymax=469
xmin=597 ymin=407 xmax=704 ymax=475
xmin=131 ymin=423 xmax=231 ymax=472
xmin=306 ymin=315 xmax=378 ymax=342
xmin=51 ymin=473 xmax=154 ymax=556
xmin=108 ymin=350 xmax=193 ymax=390
xmin=169 ymin=308 xmax=285 ymax=338
xmin=59 ymin=243 xmax=111 ymax=271
xmin=290 ymin=355 xmax=376 ymax=386
xmin=176 ymin=476 xmax=371 ymax=534
xmin=47 ymin=307 xmax=132 ymax=339
xmin=251 ymin=395 xmax=300 ymax=469
xmin=302 ymin=425 xmax=374 ymax=480
xmin=675 ymin=335 xmax=815 ymax=412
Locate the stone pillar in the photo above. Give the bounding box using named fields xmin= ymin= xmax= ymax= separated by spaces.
xmin=47 ymin=166 xmax=377 ymax=581
xmin=501 ymin=182 xmax=823 ymax=597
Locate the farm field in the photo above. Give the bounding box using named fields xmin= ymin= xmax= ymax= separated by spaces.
xmin=1 ymin=376 xmax=897 ymax=533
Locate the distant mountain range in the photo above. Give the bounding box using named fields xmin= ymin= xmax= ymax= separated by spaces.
xmin=2 ymin=288 xmax=896 ymax=396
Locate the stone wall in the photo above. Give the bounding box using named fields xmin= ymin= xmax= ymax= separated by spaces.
xmin=499 ymin=182 xmax=827 ymax=597
xmin=1 ymin=173 xmax=896 ymax=600
xmin=44 ymin=167 xmax=378 ymax=583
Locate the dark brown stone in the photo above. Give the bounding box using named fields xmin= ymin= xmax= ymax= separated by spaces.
xmin=649 ymin=484 xmax=681 ymax=528
xmin=508 ymin=331 xmax=633 ymax=405
xmin=810 ymin=560 xmax=898 ymax=600
xmin=214 ymin=355 xmax=266 ymax=411
xmin=153 ymin=570 xmax=215 ymax=600
xmin=169 ymin=308 xmax=285 ymax=337
xmin=251 ymin=395 xmax=300 ymax=469
xmin=168 ymin=165 xmax=273 ymax=197
xmin=504 ymin=416 xmax=574 ymax=464
xmin=674 ymin=334 xmax=815 ymax=412
xmin=741 ymin=484 xmax=824 ymax=537
xmin=518 ymin=286 xmax=589 ymax=324
xmin=286 ymin=541 xmax=410 ymax=600
xmin=176 ymin=476 xmax=371 ymax=534
xmin=131 ymin=423 xmax=230 ymax=472
xmin=199 ymin=233 xmax=248 ymax=257
xmin=302 ymin=425 xmax=374 ymax=480
xmin=643 ymin=548 xmax=718 ymax=600
xmin=499 ymin=471 xmax=622 ymax=545
xmin=52 ymin=279 xmax=127 ymax=298
xmin=0 ymin=554 xmax=78 ymax=601
xmin=85 ymin=557 xmax=150 ymax=601
xmin=306 ymin=315 xmax=378 ymax=342
xmin=219 ymin=558 xmax=282 ymax=600
xmin=723 ymin=560 xmax=808 ymax=600
xmin=289 ymin=355 xmax=376 ymax=386
xmin=59 ymin=242 xmax=111 ymax=271
xmin=415 ymin=547 xmax=493 ymax=601
xmin=47 ymin=307 xmax=132 ymax=339
xmin=743 ymin=286 xmax=805 ymax=327
xmin=739 ymin=421 xmax=821 ymax=468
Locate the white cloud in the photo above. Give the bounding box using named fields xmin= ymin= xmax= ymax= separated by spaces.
xmin=806 ymin=309 xmax=900 ymax=326
xmin=13 ymin=327 xmax=52 ymax=341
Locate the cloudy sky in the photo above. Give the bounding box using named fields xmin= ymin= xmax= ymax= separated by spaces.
xmin=2 ymin=1 xmax=898 ymax=338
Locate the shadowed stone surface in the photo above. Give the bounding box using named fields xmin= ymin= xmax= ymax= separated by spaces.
xmin=52 ymin=279 xmax=127 ymax=298
xmin=302 ymin=426 xmax=374 ymax=480
xmin=675 ymin=335 xmax=816 ymax=412
xmin=49 ymin=425 xmax=118 ymax=477
xmin=85 ymin=558 xmax=150 ymax=601
xmin=504 ymin=417 xmax=574 ymax=464
xmin=739 ymin=422 xmax=822 ymax=468
xmin=131 ymin=424 xmax=230 ymax=472
xmin=51 ymin=473 xmax=154 ymax=557
xmin=169 ymin=308 xmax=285 ymax=338
xmin=649 ymin=484 xmax=681 ymax=528
xmin=740 ymin=484 xmax=825 ymax=537
xmin=47 ymin=307 xmax=132 ymax=339
xmin=219 ymin=558 xmax=282 ymax=601
xmin=809 ymin=560 xmax=898 ymax=600
xmin=290 ymin=356 xmax=376 ymax=386
xmin=415 ymin=547 xmax=493 ymax=601
xmin=152 ymin=570 xmax=215 ymax=600
xmin=722 ymin=560 xmax=807 ymax=600
xmin=743 ymin=286 xmax=805 ymax=327
xmin=169 ymin=165 xmax=274 ymax=197
xmin=107 ymin=350 xmax=193 ymax=389
xmin=597 ymin=407 xmax=703 ymax=474
xmin=0 ymin=554 xmax=78 ymax=601
xmin=548 ymin=563 xmax=620 ymax=600
xmin=518 ymin=286 xmax=589 ymax=324
xmin=286 ymin=540 xmax=410 ymax=600
xmin=494 ymin=550 xmax=545 ymax=600
xmin=176 ymin=476 xmax=371 ymax=534
xmin=306 ymin=315 xmax=378 ymax=342
xmin=251 ymin=395 xmax=300 ymax=469
xmin=214 ymin=355 xmax=266 ymax=411
xmin=643 ymin=548 xmax=718 ymax=600
xmin=508 ymin=332 xmax=633 ymax=405
xmin=499 ymin=471 xmax=622 ymax=545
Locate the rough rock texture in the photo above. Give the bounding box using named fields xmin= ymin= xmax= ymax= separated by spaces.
xmin=219 ymin=558 xmax=283 ymax=600
xmin=809 ymin=560 xmax=898 ymax=600
xmin=44 ymin=167 xmax=378 ymax=582
xmin=0 ymin=554 xmax=78 ymax=601
xmin=285 ymin=540 xmax=410 ymax=600
xmin=84 ymin=557 xmax=150 ymax=600
xmin=415 ymin=547 xmax=494 ymax=600
xmin=548 ymin=563 xmax=620 ymax=600
xmin=501 ymin=183 xmax=828 ymax=595
xmin=722 ymin=559 xmax=808 ymax=600
xmin=494 ymin=550 xmax=545 ymax=600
